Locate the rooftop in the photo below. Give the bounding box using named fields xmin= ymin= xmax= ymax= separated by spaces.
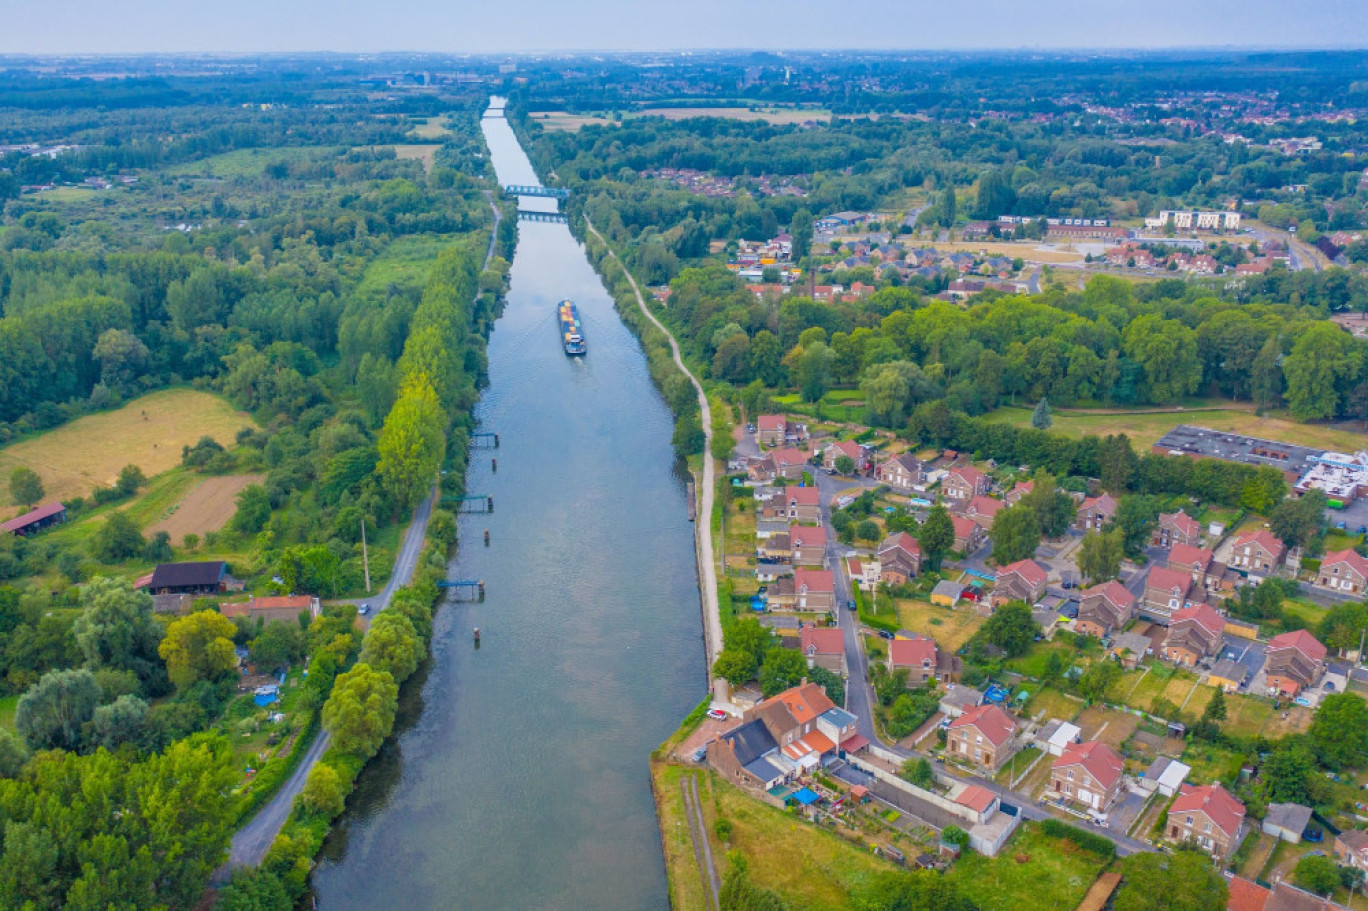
xmin=1152 ymin=424 xmax=1324 ymax=470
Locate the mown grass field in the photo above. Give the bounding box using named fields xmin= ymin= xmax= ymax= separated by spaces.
xmin=148 ymin=473 xmax=264 ymax=540
xmin=709 ymin=768 xmax=893 ymax=909
xmin=167 ymin=146 xmax=340 ymax=178
xmin=946 ymin=823 xmax=1108 ymax=911
xmin=408 ymin=116 xmax=452 ymax=139
xmin=894 ymin=600 xmax=985 ymax=650
xmin=983 ymin=403 xmax=1368 ymax=453
xmin=0 ymin=389 xmax=255 ymax=508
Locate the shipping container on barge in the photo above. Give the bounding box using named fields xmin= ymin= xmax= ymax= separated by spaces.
xmin=557 ymin=300 xmax=586 ymax=356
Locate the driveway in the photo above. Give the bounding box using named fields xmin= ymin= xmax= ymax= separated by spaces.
xmin=1103 ymin=790 xmax=1148 ymax=837
xmin=1219 ymin=635 xmax=1267 ymax=687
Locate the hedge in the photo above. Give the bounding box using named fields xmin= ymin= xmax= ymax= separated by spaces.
xmin=1039 ymin=818 xmax=1118 ymax=859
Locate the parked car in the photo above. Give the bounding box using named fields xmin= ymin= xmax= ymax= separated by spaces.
xmin=358 ymin=604 xmax=370 ymax=616
xmin=877 ymin=630 xmax=894 ymax=640
xmin=746 ymin=424 xmax=756 ymax=434
xmin=1303 ymin=826 xmax=1325 ymax=843
xmin=707 ymin=708 xmax=728 ymax=721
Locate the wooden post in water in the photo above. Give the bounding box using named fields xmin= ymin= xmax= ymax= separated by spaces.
xmin=486 ymin=495 xmax=494 ymax=512
xmin=492 ymin=457 xmax=498 ymax=472
xmin=473 ymin=628 xmax=480 ymax=646
xmin=478 ymin=580 xmax=486 ymax=601
xmin=484 ymin=529 xmax=490 ymax=546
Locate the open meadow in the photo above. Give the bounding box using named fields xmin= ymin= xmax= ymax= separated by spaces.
xmin=984 ymin=403 xmax=1368 ymax=453
xmin=0 ymin=389 xmax=255 ymax=509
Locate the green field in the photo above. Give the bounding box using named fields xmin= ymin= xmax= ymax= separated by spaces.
xmin=947 ymin=823 xmax=1108 ymax=911
xmin=354 ymin=234 xmax=466 ymax=301
xmin=0 ymin=695 xmax=17 ymax=731
xmin=167 ymin=146 xmax=341 ymax=179
xmin=984 ymin=404 xmax=1368 ymax=453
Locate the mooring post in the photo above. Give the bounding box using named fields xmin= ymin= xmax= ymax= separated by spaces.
xmin=494 ymin=433 xmax=500 ymax=448
xmin=484 ymin=529 xmax=490 ymax=546
xmin=478 ymin=580 xmax=486 ymax=601
xmin=492 ymin=457 xmax=497 ymax=472
xmin=487 ymin=495 xmax=494 ymax=512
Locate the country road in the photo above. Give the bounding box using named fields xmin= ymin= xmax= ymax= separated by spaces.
xmin=585 ymin=216 xmax=723 ymax=671
xmin=225 ymin=192 xmax=503 ymax=874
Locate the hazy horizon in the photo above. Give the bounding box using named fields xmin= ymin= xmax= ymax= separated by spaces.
xmin=5 ymin=0 xmax=1364 ymax=56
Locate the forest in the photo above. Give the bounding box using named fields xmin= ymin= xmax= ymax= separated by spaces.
xmin=0 ymin=66 xmax=514 ymax=909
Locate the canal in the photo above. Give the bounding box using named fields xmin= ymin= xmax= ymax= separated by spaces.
xmin=310 ymin=102 xmax=707 ymax=908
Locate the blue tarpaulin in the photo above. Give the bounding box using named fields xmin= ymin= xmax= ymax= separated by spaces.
xmin=791 ymin=787 xmax=820 ymax=806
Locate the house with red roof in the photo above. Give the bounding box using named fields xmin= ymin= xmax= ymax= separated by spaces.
xmin=1163 ymin=604 xmax=1226 ymax=666
xmin=965 ymin=495 xmax=1005 ymax=530
xmin=1005 ymin=479 xmax=1034 ymax=505
xmin=790 ymin=568 xmax=835 ymax=613
xmin=946 ymin=704 xmax=1018 ymax=772
xmin=755 ymin=415 xmax=808 ymax=448
xmin=1264 ymin=630 xmax=1327 ymax=696
xmin=943 ymin=465 xmax=990 ymax=503
xmin=799 ymin=623 xmax=847 ymax=676
xmin=846 ymin=555 xmax=880 ymax=592
xmin=221 ymin=594 xmax=321 ymax=626
xmin=822 ymin=439 xmax=865 ymax=473
xmin=952 ymin=784 xmax=1001 ymax=825
xmin=992 ymin=559 xmax=1048 ymax=608
xmin=1049 ymin=741 xmax=1125 ymax=812
xmin=789 ymin=525 xmax=828 ymax=566
xmin=1167 ymin=782 xmax=1246 ymax=858
xmin=1152 ymin=509 xmax=1201 ymax=548
xmin=877 ymin=532 xmax=921 ymax=585
xmin=1168 ymin=544 xmax=1220 ymax=590
xmin=952 ymin=515 xmax=987 ymax=554
xmin=1228 ymin=530 xmax=1286 ymax=576
xmin=1225 ymin=876 xmax=1271 ymax=911
xmin=1074 ymin=493 xmax=1117 ymax=532
xmin=888 ymin=634 xmax=960 ymax=684
xmin=1076 ymin=580 xmax=1136 ymax=638
xmin=1143 ymin=565 xmax=1196 ymax=623
xmin=1315 ymin=549 xmax=1368 ymax=597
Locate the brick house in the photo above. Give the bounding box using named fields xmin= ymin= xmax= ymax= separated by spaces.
xmin=1315 ymin=549 xmax=1368 ymax=597
xmin=952 ymin=515 xmax=987 ymax=554
xmin=783 ymin=485 xmax=822 ymax=525
xmin=1264 ymin=630 xmax=1328 ymax=697
xmin=1142 ymin=565 xmax=1195 ymax=624
xmin=799 ymin=624 xmax=847 ymax=676
xmin=1152 ymin=509 xmax=1201 ymax=548
xmin=1076 ymin=580 xmax=1136 ymax=638
xmin=965 ymin=495 xmax=1005 ymax=530
xmin=1006 ymin=480 xmax=1034 ymax=505
xmin=1074 ymin=493 xmax=1117 ymax=532
xmin=888 ymin=634 xmax=961 ymax=684
xmin=1162 ymin=604 xmax=1226 ymax=666
xmin=1049 ymin=741 xmax=1125 ymax=812
xmin=943 ymin=465 xmax=989 ymax=503
xmin=1227 ymin=530 xmax=1286 ymax=575
xmin=1167 ymin=544 xmax=1218 ymax=590
xmin=992 ymin=559 xmax=1048 ymax=607
xmin=756 ymin=415 xmax=808 ymax=448
xmin=789 ymin=568 xmax=835 ymax=613
xmin=1167 ymin=783 xmax=1246 ymax=859
xmin=790 ymin=525 xmax=828 ymax=566
xmin=877 ymin=532 xmax=921 ymax=585
xmin=877 ymin=452 xmax=929 ymax=492
xmin=822 ymin=439 xmax=865 ymax=473
xmin=707 ymin=719 xmax=787 ymax=790
xmin=220 ymin=594 xmax=321 ymax=627
xmin=1335 ymin=830 xmax=1368 ymax=873
xmin=945 ymin=704 xmax=1017 ymax=772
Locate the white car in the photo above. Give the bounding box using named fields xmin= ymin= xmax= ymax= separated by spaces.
xmin=707 ymin=708 xmax=728 ymax=721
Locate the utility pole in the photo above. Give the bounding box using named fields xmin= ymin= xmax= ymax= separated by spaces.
xmin=361 ymin=519 xmax=372 ymax=593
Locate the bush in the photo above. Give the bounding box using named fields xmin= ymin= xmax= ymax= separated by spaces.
xmin=1039 ymin=818 xmax=1117 ymax=859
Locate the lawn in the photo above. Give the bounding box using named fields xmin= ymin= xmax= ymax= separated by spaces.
xmin=894 ymin=600 xmax=985 ymax=650
xmin=408 ymin=116 xmax=452 ymax=139
xmin=1005 ymin=641 xmax=1076 ymax=679
xmin=167 ymin=146 xmax=340 ymax=179
xmin=1024 ymin=687 xmax=1084 ymax=724
xmin=983 ymin=403 xmax=1368 ymax=453
xmin=708 ymin=768 xmax=894 ymax=909
xmin=946 ymin=823 xmax=1109 ymax=911
xmin=0 ymin=695 xmax=17 ymax=731
xmin=0 ymin=388 xmax=256 ymax=508
xmin=1181 ymin=740 xmax=1246 ymax=786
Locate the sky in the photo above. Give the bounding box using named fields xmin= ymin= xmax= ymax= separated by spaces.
xmin=3 ymin=0 xmax=1365 ymax=55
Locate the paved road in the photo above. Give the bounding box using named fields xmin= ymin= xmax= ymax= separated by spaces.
xmin=226 ymin=191 xmax=505 ymax=874
xmin=227 ymin=488 xmax=437 ymax=871
xmin=585 ymin=217 xmax=723 ymax=670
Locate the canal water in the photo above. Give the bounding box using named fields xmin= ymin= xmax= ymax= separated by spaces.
xmin=310 ymin=102 xmax=706 ymax=909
